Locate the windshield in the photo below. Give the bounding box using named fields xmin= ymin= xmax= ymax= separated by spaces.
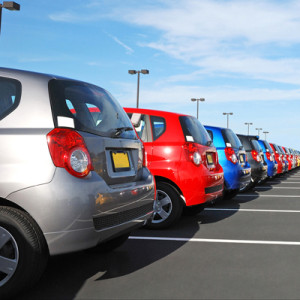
xmin=221 ymin=128 xmax=243 ymax=149
xmin=49 ymin=79 xmax=136 ymax=139
xmin=179 ymin=116 xmax=212 ymax=146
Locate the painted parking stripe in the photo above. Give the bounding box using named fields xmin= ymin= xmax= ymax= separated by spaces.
xmin=267 ymin=181 xmax=300 ymax=184
xmin=205 ymin=208 xmax=300 ymax=213
xmin=235 ymin=194 xmax=300 ymax=198
xmin=129 ymin=236 xmax=300 ymax=246
xmin=254 ymin=186 xmax=300 ymax=189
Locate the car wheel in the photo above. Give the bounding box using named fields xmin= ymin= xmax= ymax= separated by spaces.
xmin=146 ymin=182 xmax=183 ymax=229
xmin=0 ymin=207 xmax=48 ymax=299
xmin=182 ymin=204 xmax=205 ymax=216
xmin=90 ymin=233 xmax=130 ymax=253
xmin=223 ymin=189 xmax=239 ymax=200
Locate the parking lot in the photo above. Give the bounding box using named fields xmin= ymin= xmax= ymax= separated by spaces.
xmin=18 ymin=169 xmax=300 ymax=300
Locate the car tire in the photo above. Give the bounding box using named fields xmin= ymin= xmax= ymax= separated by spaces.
xmin=0 ymin=206 xmax=48 ymax=299
xmin=146 ymin=182 xmax=183 ymax=229
xmin=183 ymin=204 xmax=205 ymax=216
xmin=90 ymin=233 xmax=130 ymax=253
xmin=223 ymin=189 xmax=239 ymax=200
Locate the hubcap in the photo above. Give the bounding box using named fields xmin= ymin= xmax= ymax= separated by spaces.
xmin=152 ymin=189 xmax=173 ymax=223
xmin=0 ymin=226 xmax=19 ymax=287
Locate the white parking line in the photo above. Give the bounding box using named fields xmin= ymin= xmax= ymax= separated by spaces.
xmin=236 ymin=194 xmax=300 ymax=198
xmin=205 ymin=208 xmax=300 ymax=213
xmin=129 ymin=236 xmax=300 ymax=246
xmin=267 ymin=181 xmax=300 ymax=184
xmin=255 ymin=186 xmax=300 ymax=189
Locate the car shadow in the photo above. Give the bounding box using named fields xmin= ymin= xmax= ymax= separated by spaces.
xmin=16 ymin=217 xmax=201 ymax=300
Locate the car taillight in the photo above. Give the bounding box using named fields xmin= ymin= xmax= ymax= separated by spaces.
xmin=138 ymin=144 xmax=147 ymax=167
xmin=47 ymin=128 xmax=93 ymax=178
xmin=251 ymin=150 xmax=261 ymax=162
xmin=183 ymin=142 xmax=202 ymax=166
xmin=266 ymin=151 xmax=273 ymax=161
xmin=224 ymin=147 xmax=238 ymax=164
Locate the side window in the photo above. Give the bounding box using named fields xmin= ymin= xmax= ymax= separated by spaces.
xmin=207 ymin=129 xmax=213 ymax=141
xmin=127 ymin=113 xmax=150 ymax=142
xmin=150 ymin=116 xmax=166 ymax=141
xmin=0 ymin=77 xmax=21 ymax=120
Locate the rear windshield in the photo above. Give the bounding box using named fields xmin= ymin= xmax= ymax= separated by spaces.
xmin=221 ymin=128 xmax=243 ymax=149
xmin=179 ymin=116 xmax=211 ymax=146
xmin=263 ymin=140 xmax=273 ymax=153
xmin=251 ymin=139 xmax=261 ymax=151
xmin=49 ymin=79 xmax=136 ymax=139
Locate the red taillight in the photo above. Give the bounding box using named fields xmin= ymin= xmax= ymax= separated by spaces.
xmin=47 ymin=128 xmax=93 ymax=178
xmin=251 ymin=150 xmax=261 ymax=162
xmin=266 ymin=151 xmax=273 ymax=161
xmin=224 ymin=147 xmax=238 ymax=164
xmin=183 ymin=142 xmax=202 ymax=166
xmin=139 ymin=144 xmax=147 ymax=167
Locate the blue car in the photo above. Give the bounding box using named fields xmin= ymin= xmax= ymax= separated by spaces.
xmin=258 ymin=139 xmax=278 ymax=178
xmin=205 ymin=125 xmax=251 ymax=199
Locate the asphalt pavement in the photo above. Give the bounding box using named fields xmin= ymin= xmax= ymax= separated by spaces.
xmin=17 ymin=169 xmax=300 ymax=299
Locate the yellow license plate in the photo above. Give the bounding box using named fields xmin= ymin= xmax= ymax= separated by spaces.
xmin=111 ymin=152 xmax=130 ymax=171
xmin=207 ymin=153 xmax=214 ymax=165
xmin=240 ymin=155 xmax=244 ymax=163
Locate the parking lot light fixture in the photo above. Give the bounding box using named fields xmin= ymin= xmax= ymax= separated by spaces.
xmin=245 ymin=122 xmax=253 ymax=135
xmin=263 ymin=131 xmax=269 ymax=140
xmin=191 ymin=98 xmax=205 ymax=119
xmin=0 ymin=1 xmax=20 ymax=34
xmin=255 ymin=128 xmax=262 ymax=137
xmin=128 ymin=69 xmax=149 ymax=108
xmin=223 ymin=112 xmax=233 ymax=128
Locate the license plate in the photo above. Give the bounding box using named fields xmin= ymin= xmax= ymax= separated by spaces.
xmin=111 ymin=151 xmax=130 ymax=172
xmin=239 ymin=154 xmax=244 ymax=163
xmin=207 ymin=153 xmax=214 ymax=165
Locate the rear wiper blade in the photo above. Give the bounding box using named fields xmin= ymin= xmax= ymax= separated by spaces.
xmin=111 ymin=126 xmax=133 ymax=137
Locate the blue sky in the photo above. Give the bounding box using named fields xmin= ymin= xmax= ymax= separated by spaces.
xmin=1 ymin=0 xmax=300 ymax=149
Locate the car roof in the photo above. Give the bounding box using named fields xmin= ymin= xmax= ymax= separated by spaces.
xmin=0 ymin=67 xmax=76 ymax=82
xmin=124 ymin=107 xmax=191 ymax=118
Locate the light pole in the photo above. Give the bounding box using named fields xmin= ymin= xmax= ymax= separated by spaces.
xmin=128 ymin=69 xmax=149 ymax=108
xmin=255 ymin=127 xmax=262 ymax=137
xmin=263 ymin=131 xmax=269 ymax=140
xmin=0 ymin=1 xmax=20 ymax=34
xmin=191 ymin=98 xmax=205 ymax=119
xmin=223 ymin=112 xmax=233 ymax=128
xmin=245 ymin=122 xmax=253 ymax=135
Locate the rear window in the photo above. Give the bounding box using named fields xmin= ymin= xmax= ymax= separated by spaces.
xmin=179 ymin=116 xmax=211 ymax=146
xmin=251 ymin=139 xmax=261 ymax=151
xmin=0 ymin=77 xmax=21 ymax=120
xmin=263 ymin=140 xmax=273 ymax=153
xmin=221 ymin=128 xmax=243 ymax=149
xmin=49 ymin=79 xmax=136 ymax=139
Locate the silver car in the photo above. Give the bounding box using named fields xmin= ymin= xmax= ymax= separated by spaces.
xmin=0 ymin=68 xmax=155 ymax=298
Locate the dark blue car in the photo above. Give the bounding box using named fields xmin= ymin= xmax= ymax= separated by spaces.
xmin=205 ymin=125 xmax=251 ymax=199
xmin=258 ymin=139 xmax=278 ymax=178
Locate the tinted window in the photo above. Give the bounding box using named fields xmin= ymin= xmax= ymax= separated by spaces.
xmin=179 ymin=116 xmax=211 ymax=146
xmin=49 ymin=79 xmax=136 ymax=139
xmin=0 ymin=77 xmax=21 ymax=120
xmin=221 ymin=128 xmax=243 ymax=149
xmin=150 ymin=116 xmax=166 ymax=141
xmin=251 ymin=139 xmax=261 ymax=151
xmin=263 ymin=140 xmax=273 ymax=153
xmin=237 ymin=135 xmax=252 ymax=151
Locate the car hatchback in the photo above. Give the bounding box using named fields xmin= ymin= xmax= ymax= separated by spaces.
xmin=125 ymin=108 xmax=224 ymax=229
xmin=0 ymin=68 xmax=155 ymax=298
xmin=204 ymin=125 xmax=251 ymax=199
xmin=258 ymin=139 xmax=278 ymax=178
xmin=237 ymin=134 xmax=268 ymax=189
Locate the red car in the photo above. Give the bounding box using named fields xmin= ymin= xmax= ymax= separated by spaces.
xmin=283 ymin=147 xmax=293 ymax=170
xmin=269 ymin=143 xmax=283 ymax=175
xmin=125 ymin=108 xmax=224 ymax=229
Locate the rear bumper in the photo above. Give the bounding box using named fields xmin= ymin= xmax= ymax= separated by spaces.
xmin=8 ymin=167 xmax=155 ymax=255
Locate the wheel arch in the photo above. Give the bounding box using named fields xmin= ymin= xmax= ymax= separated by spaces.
xmin=154 ymin=176 xmax=185 ymax=205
